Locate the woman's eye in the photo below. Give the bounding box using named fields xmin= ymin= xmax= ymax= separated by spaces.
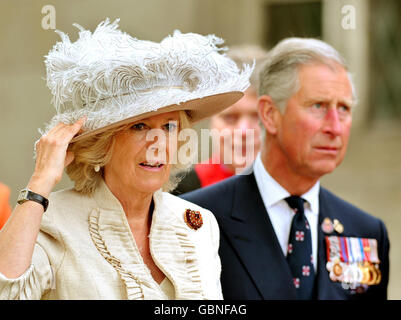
xmin=221 ymin=114 xmax=238 ymax=124
xmin=164 ymin=122 xmax=178 ymax=132
xmin=130 ymin=123 xmax=147 ymax=131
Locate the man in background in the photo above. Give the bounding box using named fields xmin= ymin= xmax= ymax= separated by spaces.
xmin=173 ymin=45 xmax=267 ymax=194
xmin=182 ymin=37 xmax=390 ymax=299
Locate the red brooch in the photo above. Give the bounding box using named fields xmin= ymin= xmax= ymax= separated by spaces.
xmin=184 ymin=209 xmax=203 ymax=230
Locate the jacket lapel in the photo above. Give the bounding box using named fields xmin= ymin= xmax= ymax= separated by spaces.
xmin=315 ymin=187 xmax=345 ymax=299
xmin=217 ymin=172 xmax=296 ymax=299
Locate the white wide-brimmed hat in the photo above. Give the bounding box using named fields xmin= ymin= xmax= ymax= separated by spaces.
xmin=40 ymin=18 xmax=253 ymax=142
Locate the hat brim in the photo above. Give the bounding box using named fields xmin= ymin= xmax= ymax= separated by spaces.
xmin=70 ymin=91 xmax=243 ymax=143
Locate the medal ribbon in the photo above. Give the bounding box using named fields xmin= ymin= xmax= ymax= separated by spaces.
xmin=339 ymin=236 xmax=349 ymax=263
xmin=368 ymin=239 xmax=380 ymax=263
xmin=358 ymin=238 xmax=365 ymax=262
xmin=352 ymin=237 xmax=363 ymax=262
xmin=325 ymin=237 xmax=332 ymax=262
xmin=362 ymin=238 xmax=370 ymax=262
xmin=326 ymin=236 xmax=341 ymax=262
xmin=346 ymin=238 xmax=354 ymax=264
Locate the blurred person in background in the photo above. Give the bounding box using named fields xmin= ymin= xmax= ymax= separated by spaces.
xmin=0 ymin=19 xmax=252 ymax=299
xmin=172 ymin=45 xmax=267 ymax=194
xmin=0 ymin=182 xmax=11 ymax=230
xmin=182 ymin=37 xmax=390 ymax=300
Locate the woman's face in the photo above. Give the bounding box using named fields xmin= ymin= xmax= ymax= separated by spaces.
xmin=104 ymin=111 xmax=181 ymax=195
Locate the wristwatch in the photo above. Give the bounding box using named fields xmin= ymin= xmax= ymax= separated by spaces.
xmin=17 ymin=188 xmax=49 ymax=212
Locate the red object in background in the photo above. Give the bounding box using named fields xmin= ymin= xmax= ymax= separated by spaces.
xmin=0 ymin=183 xmax=12 ymax=229
xmin=194 ymin=157 xmax=234 ymax=188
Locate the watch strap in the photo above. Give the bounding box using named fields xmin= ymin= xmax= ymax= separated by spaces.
xmin=17 ymin=189 xmax=49 ymax=212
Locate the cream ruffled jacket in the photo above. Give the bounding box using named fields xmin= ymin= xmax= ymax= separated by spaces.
xmin=0 ymin=180 xmax=222 ymax=300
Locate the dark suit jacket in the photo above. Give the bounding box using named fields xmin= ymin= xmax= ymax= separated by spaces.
xmin=181 ymin=172 xmax=390 ymax=300
xmin=171 ymin=168 xmax=201 ymax=196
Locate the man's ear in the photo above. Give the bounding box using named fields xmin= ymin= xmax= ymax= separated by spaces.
xmin=258 ymin=95 xmax=281 ymax=135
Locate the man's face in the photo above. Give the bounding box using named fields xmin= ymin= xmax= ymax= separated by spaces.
xmin=274 ymin=62 xmax=353 ymax=180
xmin=210 ymin=89 xmax=261 ymax=171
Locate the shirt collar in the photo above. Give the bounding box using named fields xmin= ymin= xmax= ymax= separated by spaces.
xmin=253 ymin=153 xmax=320 ymax=215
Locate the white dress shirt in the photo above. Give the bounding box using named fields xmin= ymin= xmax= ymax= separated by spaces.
xmin=253 ymin=153 xmax=320 ymax=271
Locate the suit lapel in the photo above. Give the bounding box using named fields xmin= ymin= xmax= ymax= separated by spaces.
xmin=218 ymin=172 xmax=296 ymax=299
xmin=315 ymin=187 xmax=346 ymax=299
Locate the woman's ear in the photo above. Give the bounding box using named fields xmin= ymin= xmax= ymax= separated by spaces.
xmin=257 ymin=95 xmax=281 ymax=135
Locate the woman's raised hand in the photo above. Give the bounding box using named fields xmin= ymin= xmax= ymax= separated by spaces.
xmin=28 ymin=118 xmax=86 ymax=197
xmin=0 ymin=120 xmax=86 ymax=279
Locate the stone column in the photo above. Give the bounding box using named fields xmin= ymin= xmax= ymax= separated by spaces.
xmin=322 ymin=0 xmax=370 ymax=129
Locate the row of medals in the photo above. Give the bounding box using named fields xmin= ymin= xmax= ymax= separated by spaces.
xmin=329 ymin=258 xmax=381 ymax=286
xmin=323 ymin=218 xmax=381 ymax=287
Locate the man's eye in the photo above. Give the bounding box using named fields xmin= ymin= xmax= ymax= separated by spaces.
xmin=313 ymin=103 xmax=322 ymax=109
xmin=131 ymin=123 xmax=147 ymax=130
xmin=339 ymin=105 xmax=351 ymax=113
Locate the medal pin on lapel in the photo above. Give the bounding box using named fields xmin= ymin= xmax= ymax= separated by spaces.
xmin=321 ymin=217 xmax=334 ymax=233
xmin=333 ymin=219 xmax=344 ymax=234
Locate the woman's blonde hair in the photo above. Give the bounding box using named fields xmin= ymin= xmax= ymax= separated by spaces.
xmin=66 ymin=110 xmax=194 ymax=195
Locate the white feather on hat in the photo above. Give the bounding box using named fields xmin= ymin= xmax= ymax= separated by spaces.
xmin=40 ymin=18 xmax=253 ymax=141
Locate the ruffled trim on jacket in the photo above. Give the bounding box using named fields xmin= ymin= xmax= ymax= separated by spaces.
xmin=149 ymin=190 xmax=204 ymax=299
xmin=88 ymin=207 xmax=165 ymax=299
xmin=88 ymin=180 xmax=204 ymax=300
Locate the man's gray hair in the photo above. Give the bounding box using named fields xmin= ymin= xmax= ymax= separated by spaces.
xmin=258 ymin=37 xmax=357 ymax=112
